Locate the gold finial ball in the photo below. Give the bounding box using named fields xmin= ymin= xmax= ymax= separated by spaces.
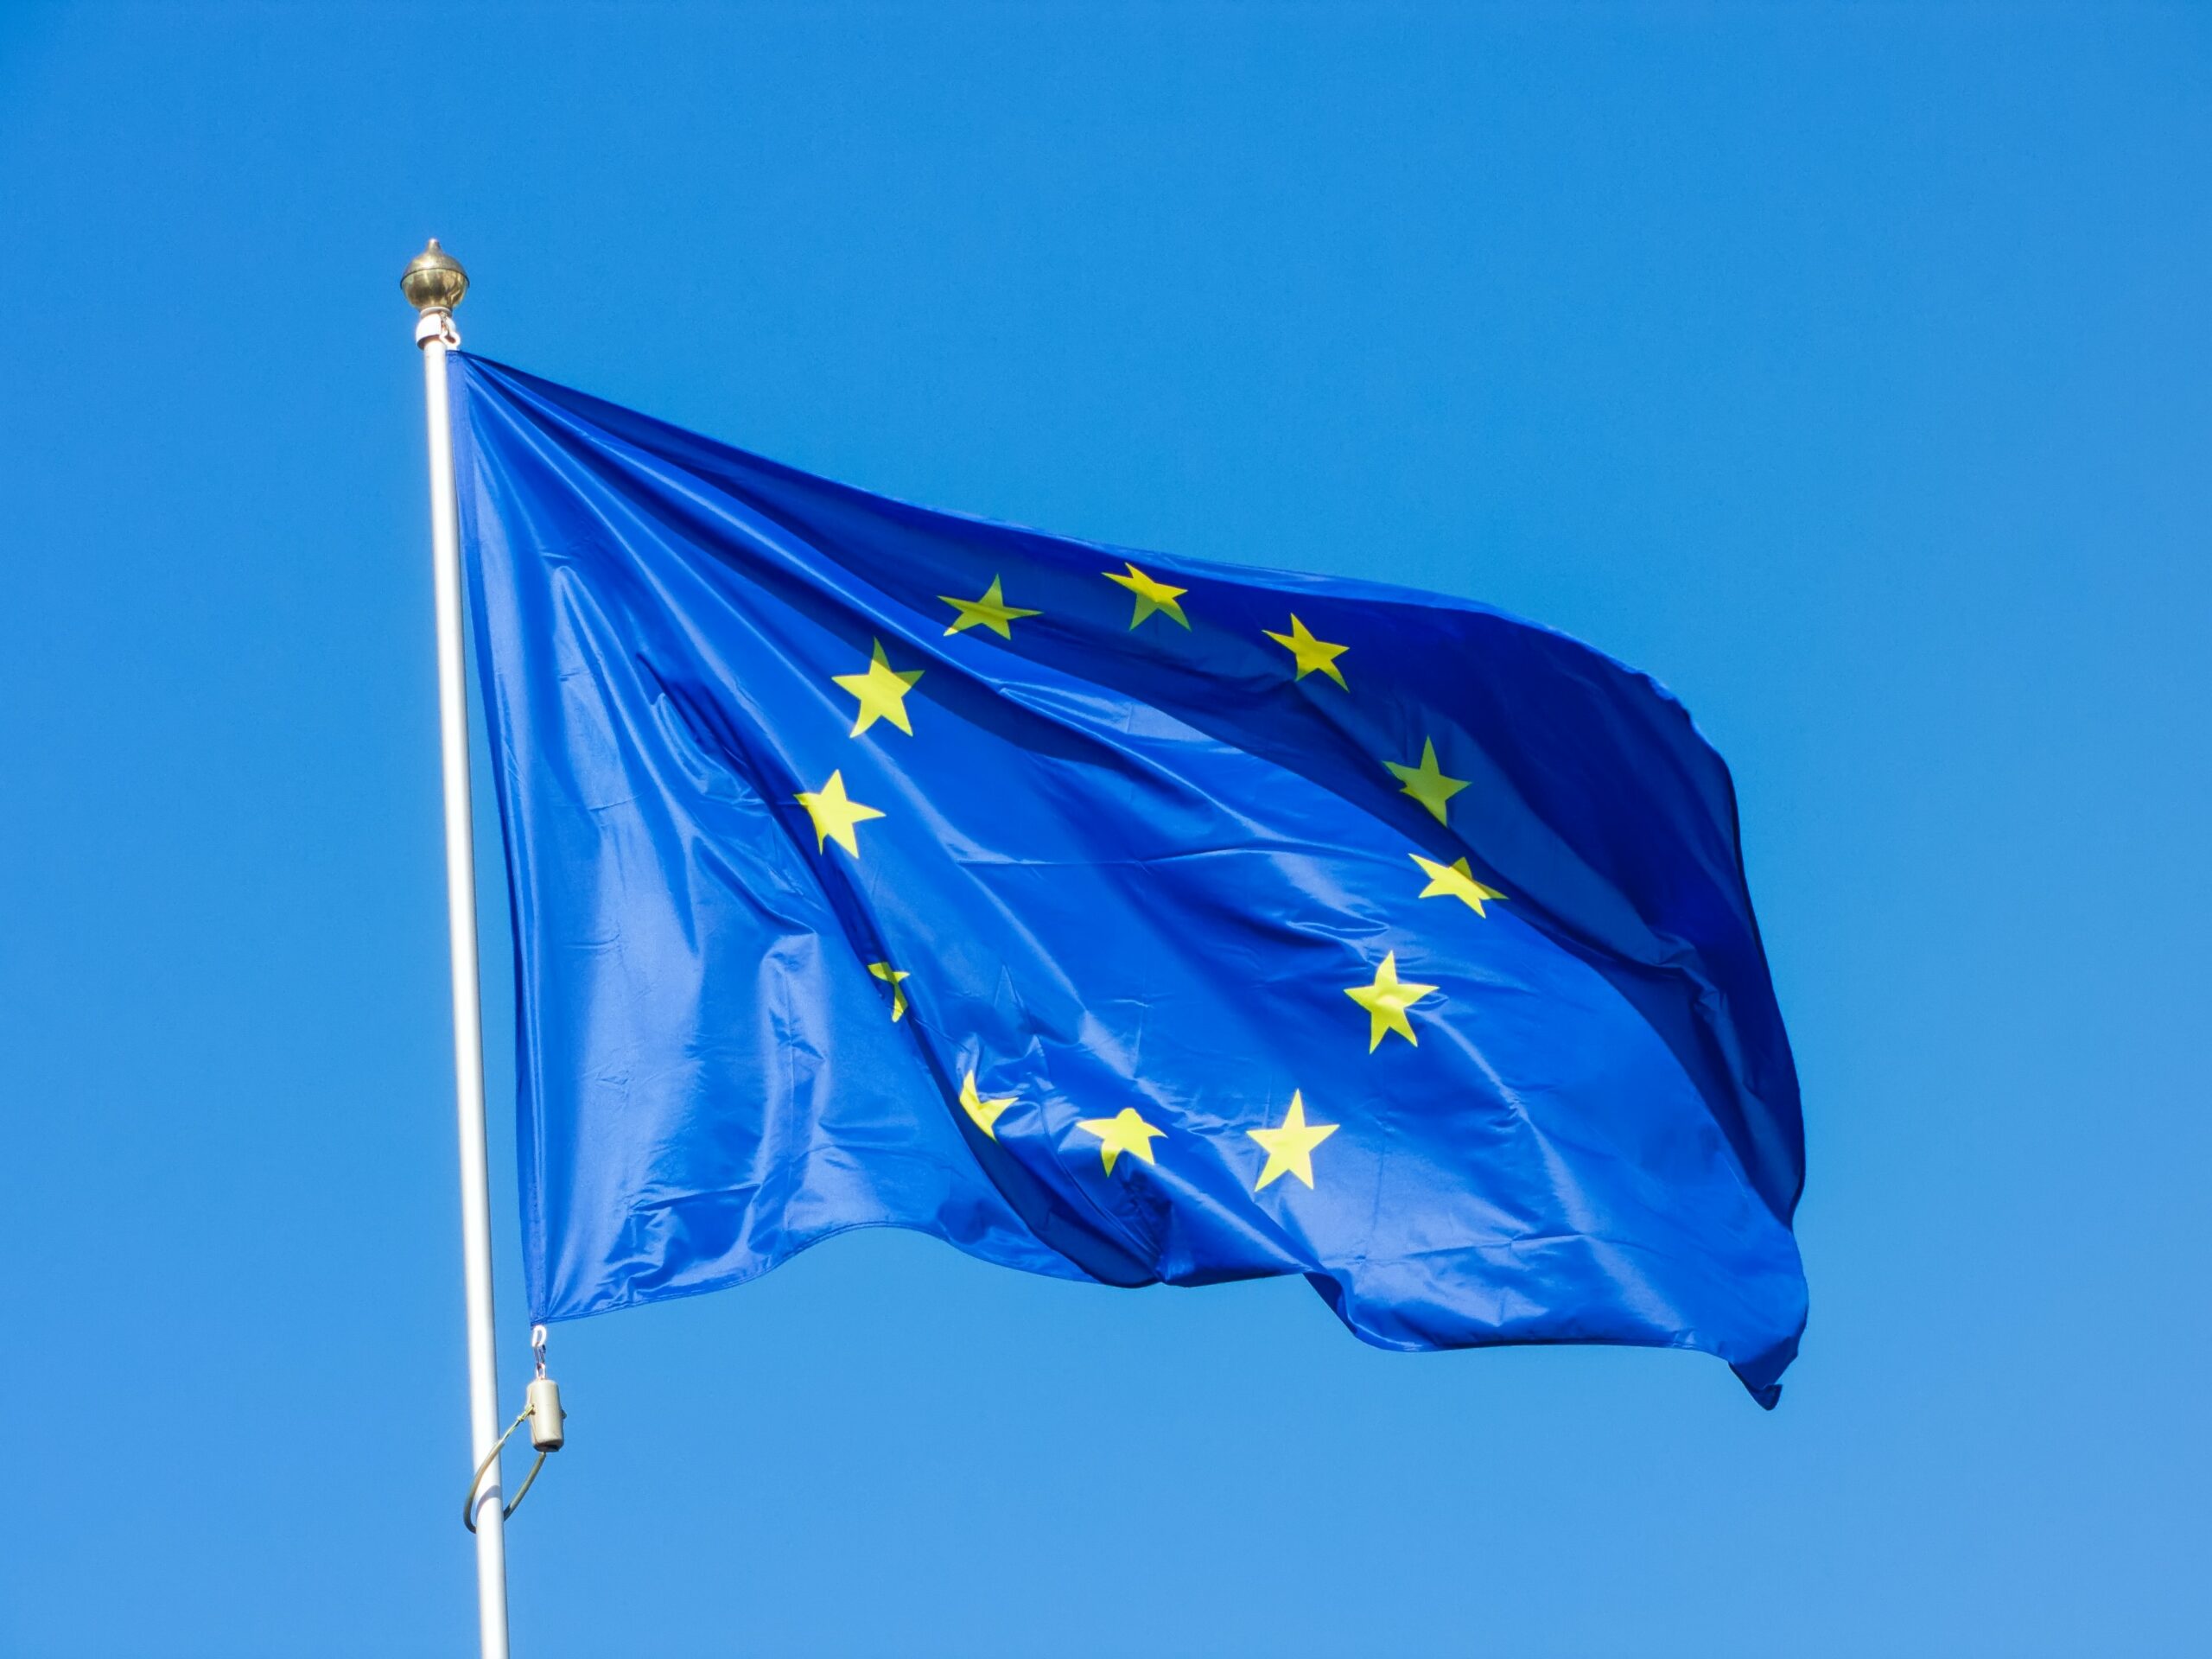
xmin=402 ymin=238 xmax=469 ymax=312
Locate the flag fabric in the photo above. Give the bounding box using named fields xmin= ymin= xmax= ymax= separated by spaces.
xmin=451 ymin=354 xmax=1807 ymax=1405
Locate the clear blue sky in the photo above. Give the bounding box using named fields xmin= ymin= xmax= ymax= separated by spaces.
xmin=3 ymin=5 xmax=2206 ymax=1655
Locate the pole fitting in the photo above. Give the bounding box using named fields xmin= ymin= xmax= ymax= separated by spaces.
xmin=404 ymin=238 xmax=469 ymax=312
xmin=404 ymin=238 xmax=467 ymax=347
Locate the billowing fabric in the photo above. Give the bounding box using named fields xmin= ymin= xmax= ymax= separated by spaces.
xmin=452 ymin=353 xmax=1807 ymax=1405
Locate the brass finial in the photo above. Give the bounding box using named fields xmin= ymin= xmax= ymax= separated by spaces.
xmin=403 ymin=238 xmax=469 ymax=313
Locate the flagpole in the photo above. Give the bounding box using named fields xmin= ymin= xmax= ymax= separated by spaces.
xmin=404 ymin=238 xmax=512 ymax=1659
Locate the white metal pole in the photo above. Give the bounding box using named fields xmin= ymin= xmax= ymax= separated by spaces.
xmin=404 ymin=239 xmax=512 ymax=1659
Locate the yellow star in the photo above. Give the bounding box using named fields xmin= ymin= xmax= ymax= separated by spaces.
xmin=1247 ymin=1090 xmax=1339 ymax=1191
xmin=1103 ymin=562 xmax=1190 ymax=630
xmin=958 ymin=1069 xmax=1016 ymax=1139
xmin=832 ymin=639 xmax=925 ymax=737
xmin=1385 ymin=738 xmax=1469 ymax=825
xmin=868 ymin=961 xmax=912 ymax=1020
xmin=1344 ymin=950 xmax=1438 ymax=1051
xmin=1409 ymin=854 xmax=1506 ymax=918
xmin=1076 ymin=1105 xmax=1166 ymax=1173
xmin=1262 ymin=614 xmax=1348 ymax=689
xmin=794 ymin=770 xmax=885 ymax=856
xmin=939 ymin=575 xmax=1040 ymax=639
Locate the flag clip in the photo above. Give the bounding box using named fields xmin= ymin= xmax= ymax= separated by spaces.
xmin=461 ymin=1329 xmax=566 ymax=1533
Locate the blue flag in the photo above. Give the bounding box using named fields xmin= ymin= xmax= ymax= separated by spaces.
xmin=452 ymin=354 xmax=1806 ymax=1404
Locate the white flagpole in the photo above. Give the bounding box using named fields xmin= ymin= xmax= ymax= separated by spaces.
xmin=404 ymin=238 xmax=512 ymax=1659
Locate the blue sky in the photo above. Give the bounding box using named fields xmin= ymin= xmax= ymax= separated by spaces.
xmin=3 ymin=4 xmax=2206 ymax=1655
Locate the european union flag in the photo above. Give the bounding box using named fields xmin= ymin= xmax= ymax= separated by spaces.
xmin=452 ymin=355 xmax=1807 ymax=1405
